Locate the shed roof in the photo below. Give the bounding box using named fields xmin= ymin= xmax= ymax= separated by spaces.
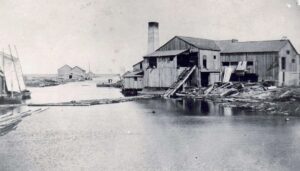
xmin=177 ymin=36 xmax=221 ymax=51
xmin=218 ymin=40 xmax=290 ymax=53
xmin=144 ymin=49 xmax=188 ymax=57
xmin=123 ymin=70 xmax=143 ymax=78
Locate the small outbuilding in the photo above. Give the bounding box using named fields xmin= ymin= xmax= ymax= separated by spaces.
xmin=122 ymin=61 xmax=144 ymax=95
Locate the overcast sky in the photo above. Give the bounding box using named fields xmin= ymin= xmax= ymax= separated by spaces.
xmin=0 ymin=0 xmax=299 ymax=74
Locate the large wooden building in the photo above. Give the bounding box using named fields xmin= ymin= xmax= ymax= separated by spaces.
xmin=143 ymin=36 xmax=221 ymax=88
xmin=217 ymin=39 xmax=299 ymax=86
xmin=122 ymin=22 xmax=299 ymax=95
xmin=140 ymin=36 xmax=300 ymax=88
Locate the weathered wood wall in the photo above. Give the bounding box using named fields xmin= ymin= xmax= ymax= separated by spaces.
xmin=123 ymin=77 xmax=143 ymax=89
xmin=221 ymin=52 xmax=279 ymax=81
xmin=278 ymin=42 xmax=299 ymax=86
xmin=143 ymin=56 xmax=181 ymax=88
xmin=199 ymin=50 xmax=221 ymax=70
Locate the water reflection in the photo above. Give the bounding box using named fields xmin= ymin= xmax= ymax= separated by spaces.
xmin=137 ymin=98 xmax=257 ymax=117
xmin=0 ymin=106 xmax=25 ymax=136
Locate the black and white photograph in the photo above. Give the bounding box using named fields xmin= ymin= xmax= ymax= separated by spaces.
xmin=0 ymin=0 xmax=300 ymax=170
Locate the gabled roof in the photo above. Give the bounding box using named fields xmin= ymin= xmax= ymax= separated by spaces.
xmin=144 ymin=49 xmax=188 ymax=57
xmin=177 ymin=36 xmax=221 ymax=51
xmin=59 ymin=64 xmax=72 ymax=70
xmin=217 ymin=40 xmax=291 ymax=53
xmin=72 ymin=66 xmax=85 ymax=72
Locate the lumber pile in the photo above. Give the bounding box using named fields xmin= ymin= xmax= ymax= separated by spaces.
xmin=203 ymin=82 xmax=276 ymax=100
xmin=28 ymin=95 xmax=156 ymax=107
xmin=200 ymin=82 xmax=300 ymax=115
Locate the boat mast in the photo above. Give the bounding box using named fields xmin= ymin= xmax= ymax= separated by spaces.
xmin=8 ymin=45 xmax=21 ymax=93
xmin=2 ymin=49 xmax=5 ymax=95
xmin=14 ymin=45 xmax=26 ymax=89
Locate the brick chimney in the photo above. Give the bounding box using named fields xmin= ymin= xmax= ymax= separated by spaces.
xmin=147 ymin=22 xmax=159 ymax=53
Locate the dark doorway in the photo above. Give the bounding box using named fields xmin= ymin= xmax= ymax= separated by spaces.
xmin=69 ymin=75 xmax=72 ymax=79
xmin=201 ymin=73 xmax=209 ymax=87
xmin=281 ymin=57 xmax=286 ymax=70
xmin=230 ymin=73 xmax=258 ymax=82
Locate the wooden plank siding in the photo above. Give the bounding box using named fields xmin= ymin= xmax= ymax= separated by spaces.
xmin=144 ymin=36 xmax=223 ymax=87
xmin=124 ymin=77 xmax=143 ymax=89
xmin=278 ymin=42 xmax=299 ymax=86
xmin=143 ymin=56 xmax=179 ymax=88
xmin=221 ymin=52 xmax=279 ymax=81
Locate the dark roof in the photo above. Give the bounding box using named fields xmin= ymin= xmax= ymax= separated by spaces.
xmin=144 ymin=49 xmax=188 ymax=57
xmin=217 ymin=40 xmax=290 ymax=53
xmin=177 ymin=36 xmax=221 ymax=51
xmin=123 ymin=70 xmax=143 ymax=78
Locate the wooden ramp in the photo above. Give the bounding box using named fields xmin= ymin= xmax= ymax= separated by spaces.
xmin=163 ymin=66 xmax=196 ymax=98
xmin=223 ymin=67 xmax=235 ymax=82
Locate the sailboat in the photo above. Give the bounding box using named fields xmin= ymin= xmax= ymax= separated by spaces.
xmin=0 ymin=46 xmax=30 ymax=104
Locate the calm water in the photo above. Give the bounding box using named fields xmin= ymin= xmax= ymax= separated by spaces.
xmin=0 ymin=80 xmax=300 ymax=171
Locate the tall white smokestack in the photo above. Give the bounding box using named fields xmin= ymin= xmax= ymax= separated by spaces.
xmin=147 ymin=22 xmax=159 ymax=53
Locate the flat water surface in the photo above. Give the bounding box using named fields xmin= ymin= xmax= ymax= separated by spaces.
xmin=0 ymin=81 xmax=300 ymax=171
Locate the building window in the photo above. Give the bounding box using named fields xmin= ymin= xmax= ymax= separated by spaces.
xmin=203 ymin=55 xmax=207 ymax=68
xmin=292 ymin=58 xmax=295 ymax=63
xmin=148 ymin=58 xmax=157 ymax=68
xmin=247 ymin=61 xmax=254 ymax=66
xmin=286 ymin=50 xmax=290 ymax=55
xmin=213 ymin=55 xmax=216 ymax=60
xmin=167 ymin=56 xmax=174 ymax=62
xmin=134 ymin=77 xmax=137 ymax=81
xmin=281 ymin=57 xmax=286 ymax=70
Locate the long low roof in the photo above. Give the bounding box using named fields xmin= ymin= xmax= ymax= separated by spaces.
xmin=144 ymin=49 xmax=188 ymax=57
xmin=216 ymin=40 xmax=291 ymax=53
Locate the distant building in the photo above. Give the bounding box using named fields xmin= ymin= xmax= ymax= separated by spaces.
xmin=86 ymin=71 xmax=95 ymax=80
xmin=58 ymin=65 xmax=72 ymax=80
xmin=57 ymin=65 xmax=86 ymax=80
